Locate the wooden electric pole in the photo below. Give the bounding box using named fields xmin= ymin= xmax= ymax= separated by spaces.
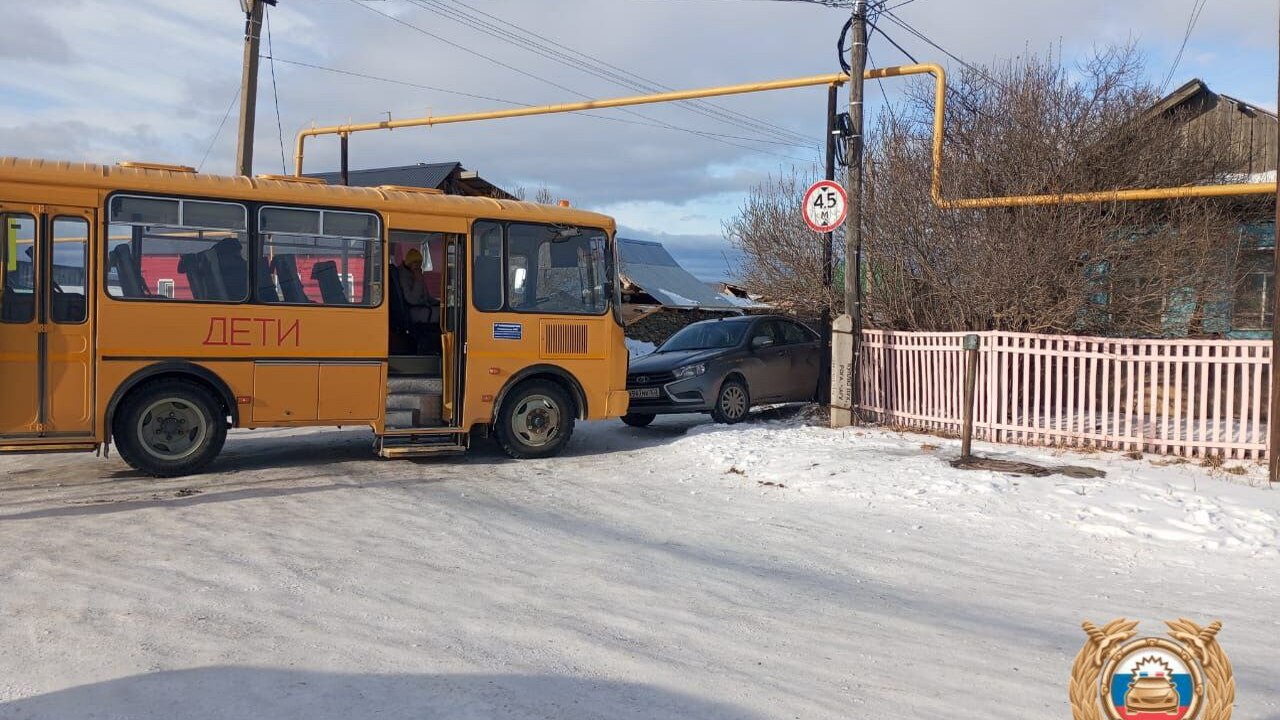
xmin=236 ymin=0 xmax=272 ymax=177
xmin=831 ymin=0 xmax=868 ymax=427
xmin=1270 ymin=4 xmax=1279 ymax=483
xmin=819 ymin=84 xmax=838 ymax=404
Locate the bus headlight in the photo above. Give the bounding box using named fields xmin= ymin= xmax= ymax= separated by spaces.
xmin=672 ymin=363 xmax=706 ymax=380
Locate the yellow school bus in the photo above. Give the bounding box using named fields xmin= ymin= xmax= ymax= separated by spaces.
xmin=0 ymin=157 xmax=629 ymax=476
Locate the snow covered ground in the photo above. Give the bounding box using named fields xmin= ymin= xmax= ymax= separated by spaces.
xmin=0 ymin=413 xmax=1277 ymax=719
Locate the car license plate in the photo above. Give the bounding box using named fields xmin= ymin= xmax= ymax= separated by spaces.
xmin=629 ymin=387 xmax=660 ymax=399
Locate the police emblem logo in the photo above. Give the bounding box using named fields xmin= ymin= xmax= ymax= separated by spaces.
xmin=1070 ymin=618 xmax=1234 ymax=720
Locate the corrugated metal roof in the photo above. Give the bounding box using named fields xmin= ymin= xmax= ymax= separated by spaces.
xmin=306 ymin=162 xmax=461 ymax=189
xmin=618 ymin=237 xmax=736 ymax=308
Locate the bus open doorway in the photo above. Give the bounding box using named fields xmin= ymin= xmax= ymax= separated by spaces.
xmin=379 ymin=230 xmax=468 ymax=457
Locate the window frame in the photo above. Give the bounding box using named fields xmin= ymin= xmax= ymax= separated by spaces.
xmin=468 ymin=219 xmax=613 ymax=317
xmin=103 ymin=192 xmax=252 ymax=305
xmin=256 ymin=204 xmax=384 ymax=309
xmin=49 ymin=215 xmax=90 ymax=325
xmin=1 ymin=212 xmax=38 ymax=325
xmin=100 ymin=191 xmax=386 ymax=310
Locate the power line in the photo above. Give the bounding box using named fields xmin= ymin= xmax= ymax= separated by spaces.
xmin=200 ymin=87 xmax=242 ymax=172
xmin=1162 ymin=0 xmax=1209 ymax=91
xmin=343 ymin=0 xmax=811 ymax=161
xmin=270 ymin=56 xmax=815 ymax=148
xmin=408 ymin=0 xmax=816 ymax=147
xmin=265 ymin=5 xmax=288 ymax=174
xmin=880 ymin=9 xmax=1008 ymax=91
xmin=446 ymin=0 xmax=816 ymax=145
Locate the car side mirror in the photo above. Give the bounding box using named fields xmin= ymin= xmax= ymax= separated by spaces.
xmin=751 ymin=335 xmax=775 ymax=350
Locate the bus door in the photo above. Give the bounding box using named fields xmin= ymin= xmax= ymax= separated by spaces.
xmin=0 ymin=205 xmax=95 ymax=439
xmin=441 ymin=234 xmax=465 ymax=423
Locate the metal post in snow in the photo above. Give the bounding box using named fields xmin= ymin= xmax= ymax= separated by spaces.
xmin=961 ymin=333 xmax=980 ymax=459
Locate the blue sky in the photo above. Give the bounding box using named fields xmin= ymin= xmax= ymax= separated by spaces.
xmin=0 ymin=0 xmax=1274 ymax=281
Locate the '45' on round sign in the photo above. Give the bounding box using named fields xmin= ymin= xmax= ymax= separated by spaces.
xmin=798 ymin=179 xmax=849 ymax=233
xmin=802 ymin=180 xmax=848 ymax=233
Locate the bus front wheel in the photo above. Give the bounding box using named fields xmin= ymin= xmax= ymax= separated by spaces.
xmin=495 ymin=380 xmax=575 ymax=459
xmin=112 ymin=379 xmax=227 ymax=478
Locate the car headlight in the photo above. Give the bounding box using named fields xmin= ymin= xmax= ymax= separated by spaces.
xmin=672 ymin=363 xmax=706 ymax=380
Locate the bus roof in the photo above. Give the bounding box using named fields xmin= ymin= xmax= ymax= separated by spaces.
xmin=0 ymin=157 xmax=616 ymax=231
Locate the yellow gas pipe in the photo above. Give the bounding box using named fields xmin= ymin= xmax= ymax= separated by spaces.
xmin=293 ymin=63 xmax=1277 ymax=207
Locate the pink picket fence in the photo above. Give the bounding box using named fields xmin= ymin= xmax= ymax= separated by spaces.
xmin=858 ymin=330 xmax=1272 ymax=461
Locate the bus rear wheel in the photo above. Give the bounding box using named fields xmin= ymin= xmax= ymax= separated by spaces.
xmin=495 ymin=380 xmax=575 ymax=459
xmin=113 ymin=379 xmax=227 ymax=478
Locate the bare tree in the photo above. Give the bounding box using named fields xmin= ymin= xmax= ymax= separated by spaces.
xmin=863 ymin=44 xmax=1268 ymax=336
xmin=507 ymin=184 xmax=555 ymax=204
xmin=724 ymin=167 xmax=844 ymax=316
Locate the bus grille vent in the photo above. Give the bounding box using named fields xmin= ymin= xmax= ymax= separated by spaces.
xmin=542 ymin=322 xmax=589 ymax=356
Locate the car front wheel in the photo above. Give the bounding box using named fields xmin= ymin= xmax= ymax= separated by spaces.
xmin=710 ymin=379 xmax=750 ymax=424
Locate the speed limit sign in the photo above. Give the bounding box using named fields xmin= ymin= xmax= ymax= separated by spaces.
xmin=802 ymin=180 xmax=848 ymax=233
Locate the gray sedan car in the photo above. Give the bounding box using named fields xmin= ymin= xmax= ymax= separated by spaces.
xmin=623 ymin=315 xmax=822 ymax=426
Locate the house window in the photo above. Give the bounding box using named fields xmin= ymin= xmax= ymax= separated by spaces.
xmin=1232 ymin=224 xmax=1275 ymax=331
xmin=1234 ymin=270 xmax=1273 ymax=330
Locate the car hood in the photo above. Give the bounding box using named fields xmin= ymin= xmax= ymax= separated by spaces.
xmin=628 ymin=348 xmax=727 ymax=373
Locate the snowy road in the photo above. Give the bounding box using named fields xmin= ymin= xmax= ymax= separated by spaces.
xmin=0 ymin=413 xmax=1277 ymax=720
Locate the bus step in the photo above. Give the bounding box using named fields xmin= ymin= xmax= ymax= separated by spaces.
xmin=387 ymin=376 xmax=443 ymax=395
xmin=379 ymin=444 xmax=466 ymax=459
xmin=388 ymin=356 xmax=441 ymax=376
xmin=378 ymin=432 xmax=468 ymax=458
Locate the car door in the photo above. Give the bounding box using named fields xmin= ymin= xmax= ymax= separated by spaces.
xmin=778 ymin=320 xmax=822 ymax=401
xmin=741 ymin=319 xmax=790 ymax=402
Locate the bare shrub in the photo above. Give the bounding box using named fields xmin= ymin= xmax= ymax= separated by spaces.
xmin=864 ymin=44 xmax=1269 ymax=335
xmin=724 ymin=167 xmax=844 ymax=317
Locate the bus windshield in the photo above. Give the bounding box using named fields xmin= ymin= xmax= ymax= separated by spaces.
xmin=476 ymin=222 xmax=613 ymax=315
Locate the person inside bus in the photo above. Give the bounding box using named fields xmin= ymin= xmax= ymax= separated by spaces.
xmin=397 ymin=248 xmax=440 ymax=325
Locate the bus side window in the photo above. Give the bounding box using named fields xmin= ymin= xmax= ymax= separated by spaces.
xmin=51 ymin=217 xmax=88 ymax=324
xmin=472 ymin=221 xmax=503 ymax=311
xmin=258 ymin=207 xmax=381 ymax=307
xmin=106 ymin=196 xmax=249 ymax=303
xmin=1 ymin=214 xmax=36 ymax=324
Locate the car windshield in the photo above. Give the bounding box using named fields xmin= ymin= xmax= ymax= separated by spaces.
xmin=658 ymin=321 xmax=748 ymax=352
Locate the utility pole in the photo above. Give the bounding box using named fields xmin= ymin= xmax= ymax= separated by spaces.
xmin=1270 ymin=5 xmax=1279 ymax=483
xmin=830 ymin=0 xmax=868 ymax=428
xmin=819 ymin=84 xmax=838 ymax=404
xmin=236 ymin=0 xmax=274 ymax=177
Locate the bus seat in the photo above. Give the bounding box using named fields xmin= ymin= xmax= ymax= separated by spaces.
xmin=474 ymin=255 xmax=503 ymax=310
xmin=256 ymin=257 xmax=279 ymax=302
xmin=271 ymin=254 xmax=309 ymax=303
xmin=311 ymin=261 xmax=348 ymax=304
xmin=109 ymin=244 xmax=147 ymax=298
xmin=387 ymin=263 xmax=409 ymax=333
xmin=202 ymin=237 xmax=246 ymax=302
xmin=177 ymin=253 xmax=213 ymax=300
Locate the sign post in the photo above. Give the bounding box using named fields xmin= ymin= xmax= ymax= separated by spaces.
xmin=802 ymin=179 xmax=848 ymax=234
xmin=803 ymin=180 xmax=853 ymax=422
